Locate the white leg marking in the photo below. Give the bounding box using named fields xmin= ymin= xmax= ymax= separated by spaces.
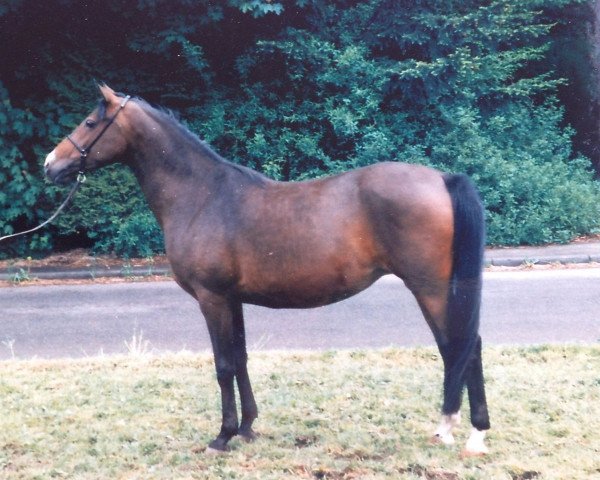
xmin=44 ymin=150 xmax=56 ymax=168
xmin=433 ymin=412 xmax=461 ymax=445
xmin=464 ymin=428 xmax=488 ymax=455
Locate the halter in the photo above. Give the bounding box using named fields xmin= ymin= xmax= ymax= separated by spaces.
xmin=67 ymin=94 xmax=131 ymax=180
xmin=0 ymin=94 xmax=131 ymax=244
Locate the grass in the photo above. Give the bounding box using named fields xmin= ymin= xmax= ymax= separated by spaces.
xmin=0 ymin=345 xmax=598 ymax=479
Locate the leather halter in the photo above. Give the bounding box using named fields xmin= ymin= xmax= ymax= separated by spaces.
xmin=0 ymin=94 xmax=131 ymax=244
xmin=67 ymin=94 xmax=131 ymax=179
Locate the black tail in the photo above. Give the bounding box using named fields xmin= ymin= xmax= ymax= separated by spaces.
xmin=440 ymin=173 xmax=486 ymax=414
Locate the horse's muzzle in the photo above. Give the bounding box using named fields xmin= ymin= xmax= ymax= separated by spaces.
xmin=45 ymin=163 xmax=78 ymax=186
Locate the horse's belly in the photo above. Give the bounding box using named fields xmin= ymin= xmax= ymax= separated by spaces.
xmin=237 ymin=268 xmax=385 ymax=309
xmin=239 ymin=286 xmax=363 ymax=309
xmin=234 ymin=217 xmax=388 ymax=308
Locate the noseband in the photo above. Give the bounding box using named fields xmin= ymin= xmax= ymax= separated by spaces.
xmin=67 ymin=94 xmax=131 ymax=180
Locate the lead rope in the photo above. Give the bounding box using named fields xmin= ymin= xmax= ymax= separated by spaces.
xmin=0 ymin=174 xmax=86 ymax=243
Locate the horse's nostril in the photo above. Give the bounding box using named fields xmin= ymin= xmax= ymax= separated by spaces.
xmin=44 ymin=150 xmax=56 ymax=168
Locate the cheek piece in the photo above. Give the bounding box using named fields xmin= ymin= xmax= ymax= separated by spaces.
xmin=67 ymin=94 xmax=131 ymax=181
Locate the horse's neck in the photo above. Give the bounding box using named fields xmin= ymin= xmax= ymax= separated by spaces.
xmin=126 ymin=113 xmax=231 ymax=228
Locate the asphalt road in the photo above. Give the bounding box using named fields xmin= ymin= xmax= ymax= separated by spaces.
xmin=1 ymin=269 xmax=599 ymax=360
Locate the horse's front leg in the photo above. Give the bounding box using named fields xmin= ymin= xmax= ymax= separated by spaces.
xmin=231 ymin=302 xmax=259 ymax=441
xmin=197 ymin=291 xmax=240 ymax=452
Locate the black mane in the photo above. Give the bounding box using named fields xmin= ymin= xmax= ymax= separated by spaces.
xmin=136 ymin=99 xmax=268 ymax=185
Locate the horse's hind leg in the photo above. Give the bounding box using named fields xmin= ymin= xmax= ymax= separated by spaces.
xmin=404 ymin=282 xmax=464 ymax=442
xmin=434 ymin=332 xmax=490 ymax=455
xmin=401 ymin=256 xmax=489 ymax=455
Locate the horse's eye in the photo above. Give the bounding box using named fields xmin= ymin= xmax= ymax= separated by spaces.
xmin=85 ymin=119 xmax=97 ymax=128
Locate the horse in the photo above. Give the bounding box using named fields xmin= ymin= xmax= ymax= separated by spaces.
xmin=44 ymin=85 xmax=490 ymax=456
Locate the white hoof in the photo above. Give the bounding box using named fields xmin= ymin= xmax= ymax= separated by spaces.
xmin=462 ymin=428 xmax=489 ymax=456
xmin=432 ymin=431 xmax=455 ymax=445
xmin=432 ymin=412 xmax=461 ymax=446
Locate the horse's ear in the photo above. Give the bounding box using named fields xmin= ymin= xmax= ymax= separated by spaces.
xmin=98 ymin=84 xmax=117 ymax=103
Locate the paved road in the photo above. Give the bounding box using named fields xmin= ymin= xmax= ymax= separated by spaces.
xmin=0 ymin=270 xmax=599 ymax=359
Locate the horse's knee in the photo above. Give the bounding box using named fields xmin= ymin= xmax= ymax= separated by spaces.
xmin=215 ymin=362 xmax=235 ymax=385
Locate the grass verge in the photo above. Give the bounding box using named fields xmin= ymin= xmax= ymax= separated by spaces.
xmin=0 ymin=345 xmax=598 ymax=479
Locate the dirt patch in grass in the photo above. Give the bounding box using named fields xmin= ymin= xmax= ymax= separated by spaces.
xmin=509 ymin=471 xmax=541 ymax=480
xmin=399 ymin=465 xmax=460 ymax=480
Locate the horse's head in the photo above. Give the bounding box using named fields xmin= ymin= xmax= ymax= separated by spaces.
xmin=45 ymin=85 xmax=131 ymax=185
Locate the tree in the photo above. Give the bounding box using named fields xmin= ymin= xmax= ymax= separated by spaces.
xmin=1 ymin=0 xmax=599 ymax=257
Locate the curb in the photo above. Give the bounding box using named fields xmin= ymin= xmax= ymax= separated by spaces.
xmin=485 ymin=253 xmax=600 ymax=268
xmin=1 ymin=251 xmax=598 ymax=282
xmin=0 ymin=265 xmax=172 ymax=282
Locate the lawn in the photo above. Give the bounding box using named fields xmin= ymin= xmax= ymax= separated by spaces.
xmin=0 ymin=345 xmax=598 ymax=479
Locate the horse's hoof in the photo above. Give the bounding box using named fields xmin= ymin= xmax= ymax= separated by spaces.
xmin=430 ymin=433 xmax=455 ymax=446
xmin=461 ymin=429 xmax=489 ymax=457
xmin=205 ymin=446 xmax=229 ymax=456
xmin=239 ymin=429 xmax=260 ymax=443
xmin=206 ymin=439 xmax=231 ymax=455
xmin=432 ymin=413 xmax=460 ymax=446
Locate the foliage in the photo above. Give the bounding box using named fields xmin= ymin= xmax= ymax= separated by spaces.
xmin=1 ymin=0 xmax=599 ymax=257
xmin=54 ymin=166 xmax=164 ymax=258
xmin=430 ymin=101 xmax=600 ymax=244
xmin=0 ymin=83 xmax=46 ymax=256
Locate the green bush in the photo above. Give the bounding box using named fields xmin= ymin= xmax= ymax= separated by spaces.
xmin=427 ymin=102 xmax=600 ymax=244
xmin=0 ymin=82 xmax=46 ymax=257
xmin=54 ymin=166 xmax=163 ymax=258
xmin=103 ymin=211 xmax=164 ymax=259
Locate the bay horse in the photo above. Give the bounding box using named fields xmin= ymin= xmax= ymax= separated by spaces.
xmin=44 ymin=85 xmax=490 ymax=455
